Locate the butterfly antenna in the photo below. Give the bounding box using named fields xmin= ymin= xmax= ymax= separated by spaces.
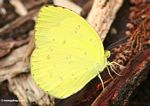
xmin=97 ymin=73 xmax=105 ymax=90
xmin=106 ymin=66 xmax=114 ymax=79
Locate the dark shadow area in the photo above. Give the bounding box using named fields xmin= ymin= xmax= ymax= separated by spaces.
xmin=0 ymin=81 xmax=19 ymax=106
xmin=129 ymin=68 xmax=150 ymax=106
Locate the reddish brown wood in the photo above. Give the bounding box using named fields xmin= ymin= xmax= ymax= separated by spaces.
xmin=92 ymin=49 xmax=150 ymax=106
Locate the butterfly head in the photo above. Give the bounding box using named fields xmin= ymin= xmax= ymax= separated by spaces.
xmin=103 ymin=50 xmax=111 ymax=69
xmin=104 ymin=50 xmax=111 ymax=59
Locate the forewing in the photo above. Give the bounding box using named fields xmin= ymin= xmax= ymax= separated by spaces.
xmin=31 ymin=6 xmax=105 ymax=99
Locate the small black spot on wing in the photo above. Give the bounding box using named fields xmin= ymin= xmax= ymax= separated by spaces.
xmin=74 ymin=25 xmax=81 ymax=34
xmin=62 ymin=40 xmax=66 ymax=44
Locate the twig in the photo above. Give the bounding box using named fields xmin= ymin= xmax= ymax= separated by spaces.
xmin=8 ymin=73 xmax=54 ymax=106
xmin=87 ymin=0 xmax=124 ymax=41
xmin=0 ymin=8 xmax=38 ymax=36
xmin=10 ymin=0 xmax=28 ymax=16
xmin=53 ymin=0 xmax=82 ymax=14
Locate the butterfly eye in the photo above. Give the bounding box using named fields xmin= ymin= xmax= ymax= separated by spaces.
xmin=105 ymin=50 xmax=111 ymax=58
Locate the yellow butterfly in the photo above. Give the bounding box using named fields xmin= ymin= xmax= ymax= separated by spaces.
xmin=31 ymin=6 xmax=119 ymax=99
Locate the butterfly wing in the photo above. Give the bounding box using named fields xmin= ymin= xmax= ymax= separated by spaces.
xmin=31 ymin=6 xmax=105 ymax=99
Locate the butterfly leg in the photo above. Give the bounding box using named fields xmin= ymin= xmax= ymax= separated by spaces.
xmin=111 ymin=61 xmax=125 ymax=70
xmin=97 ymin=73 xmax=105 ymax=90
xmin=109 ymin=63 xmax=123 ymax=76
xmin=106 ymin=66 xmax=114 ymax=79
